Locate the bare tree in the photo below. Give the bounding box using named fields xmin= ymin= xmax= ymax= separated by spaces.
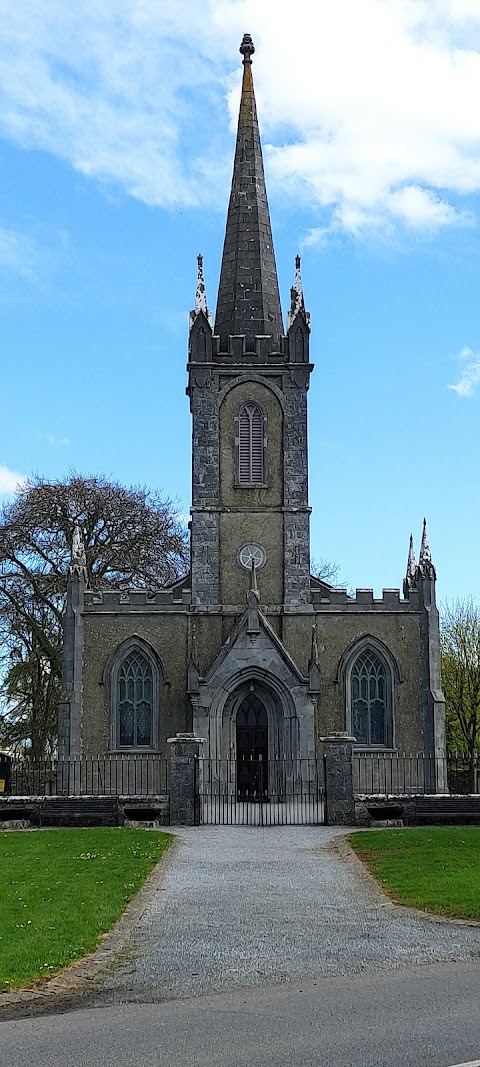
xmin=311 ymin=558 xmax=341 ymax=586
xmin=0 ymin=474 xmax=189 ymax=756
xmin=441 ymin=598 xmax=480 ymax=789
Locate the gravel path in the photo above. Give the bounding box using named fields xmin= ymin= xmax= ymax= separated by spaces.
xmin=103 ymin=826 xmax=480 ymax=1000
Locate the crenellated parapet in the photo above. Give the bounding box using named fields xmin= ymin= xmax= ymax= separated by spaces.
xmin=311 ymin=585 xmax=421 ymax=612
xmin=83 ymin=586 xmax=192 ymax=612
xmin=188 ymin=329 xmax=313 ymax=370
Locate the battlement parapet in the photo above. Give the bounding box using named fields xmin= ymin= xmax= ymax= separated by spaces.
xmin=84 ymin=587 xmax=191 ymax=612
xmin=311 ymin=586 xmax=420 ymax=612
xmin=211 ymin=333 xmax=286 ymax=363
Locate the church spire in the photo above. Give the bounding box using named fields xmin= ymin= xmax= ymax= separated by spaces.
xmin=214 ymin=33 xmax=283 ymax=351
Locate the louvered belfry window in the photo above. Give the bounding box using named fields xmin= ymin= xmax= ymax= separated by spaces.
xmin=236 ymin=401 xmax=266 ymax=485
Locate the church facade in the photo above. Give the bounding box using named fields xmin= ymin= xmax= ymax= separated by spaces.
xmin=59 ymin=36 xmax=445 ymax=781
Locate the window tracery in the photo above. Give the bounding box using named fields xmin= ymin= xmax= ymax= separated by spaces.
xmin=115 ymin=648 xmax=155 ymax=749
xmin=350 ymin=648 xmax=390 ymax=746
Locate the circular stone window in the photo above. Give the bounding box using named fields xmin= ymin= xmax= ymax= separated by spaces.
xmin=238 ymin=543 xmax=267 ymax=571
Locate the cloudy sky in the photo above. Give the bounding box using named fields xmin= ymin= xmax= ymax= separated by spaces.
xmin=1 ymin=0 xmax=479 ymax=602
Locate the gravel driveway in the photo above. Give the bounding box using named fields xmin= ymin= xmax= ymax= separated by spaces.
xmin=104 ymin=826 xmax=480 ymax=1000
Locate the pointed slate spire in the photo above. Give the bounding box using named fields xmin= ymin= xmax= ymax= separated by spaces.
xmin=214 ymin=34 xmax=283 ymax=351
xmin=418 ymin=518 xmax=436 ymax=580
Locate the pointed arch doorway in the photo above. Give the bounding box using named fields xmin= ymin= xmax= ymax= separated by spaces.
xmin=236 ymin=689 xmax=268 ymax=800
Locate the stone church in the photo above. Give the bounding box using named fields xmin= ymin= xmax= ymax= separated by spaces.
xmin=59 ymin=35 xmax=445 ymax=781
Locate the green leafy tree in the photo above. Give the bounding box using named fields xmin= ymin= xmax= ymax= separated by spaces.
xmin=0 ymin=475 xmax=189 ymax=757
xmin=441 ymin=598 xmax=480 ymax=789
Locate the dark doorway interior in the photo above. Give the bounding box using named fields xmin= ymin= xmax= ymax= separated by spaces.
xmin=236 ymin=691 xmax=268 ymax=800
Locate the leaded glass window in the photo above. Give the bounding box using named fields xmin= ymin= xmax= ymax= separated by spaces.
xmin=117 ymin=649 xmax=153 ymax=748
xmin=235 ymin=402 xmax=266 ymax=485
xmin=351 ymin=649 xmax=388 ymax=746
xmin=237 ymin=694 xmax=268 ymax=728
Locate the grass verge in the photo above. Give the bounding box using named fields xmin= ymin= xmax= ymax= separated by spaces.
xmin=0 ymin=827 xmax=172 ymax=992
xmin=348 ymin=826 xmax=480 ymax=920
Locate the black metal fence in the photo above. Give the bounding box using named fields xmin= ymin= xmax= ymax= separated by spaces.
xmin=354 ymin=753 xmax=479 ymax=796
xmin=8 ymin=757 xmax=169 ymax=797
xmin=195 ymin=757 xmax=325 ymax=825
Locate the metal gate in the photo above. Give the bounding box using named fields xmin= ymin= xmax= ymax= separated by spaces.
xmin=195 ymin=757 xmax=325 ymax=825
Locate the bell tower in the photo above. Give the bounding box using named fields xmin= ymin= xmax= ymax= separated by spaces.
xmin=187 ymin=34 xmax=313 ymax=612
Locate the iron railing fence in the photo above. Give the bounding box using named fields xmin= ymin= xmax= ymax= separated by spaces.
xmin=8 ymin=756 xmax=169 ymax=797
xmin=195 ymin=756 xmax=325 ymax=825
xmin=353 ymin=753 xmax=479 ymax=796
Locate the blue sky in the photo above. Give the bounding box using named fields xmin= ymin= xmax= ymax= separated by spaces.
xmin=1 ymin=0 xmax=479 ymax=604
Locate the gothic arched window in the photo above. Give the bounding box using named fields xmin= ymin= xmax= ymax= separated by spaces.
xmin=115 ymin=647 xmax=155 ymax=749
xmin=350 ymin=648 xmax=390 ymax=746
xmin=235 ymin=401 xmax=266 ymax=485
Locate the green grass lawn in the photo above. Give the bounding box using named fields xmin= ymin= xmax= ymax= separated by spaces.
xmin=348 ymin=826 xmax=480 ymax=920
xmin=0 ymin=827 xmax=172 ymax=992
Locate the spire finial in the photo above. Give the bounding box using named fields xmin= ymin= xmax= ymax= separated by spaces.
xmin=418 ymin=518 xmax=436 ymax=580
xmin=240 ymin=33 xmax=255 ymax=64
xmin=195 ymin=253 xmax=208 ymax=315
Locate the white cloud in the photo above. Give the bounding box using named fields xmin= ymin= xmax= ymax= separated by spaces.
xmin=0 ymin=464 xmax=26 ymax=495
xmin=0 ymin=227 xmax=42 ymax=281
xmin=449 ymin=346 xmax=480 ymax=397
xmin=43 ymin=433 xmax=70 ymax=448
xmin=0 ymin=1 xmax=479 ymax=235
xmin=387 ymin=186 xmax=471 ymax=228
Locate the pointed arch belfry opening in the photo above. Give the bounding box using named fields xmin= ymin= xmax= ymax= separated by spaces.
xmin=235 ymin=400 xmax=267 ymax=485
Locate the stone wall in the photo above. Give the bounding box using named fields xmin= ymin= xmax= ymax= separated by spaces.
xmin=81 ymin=612 xmax=190 ymax=757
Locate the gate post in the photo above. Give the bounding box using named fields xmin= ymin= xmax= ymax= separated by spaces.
xmin=322 ymin=733 xmax=355 ymax=825
xmin=167 ymin=733 xmax=206 ymax=826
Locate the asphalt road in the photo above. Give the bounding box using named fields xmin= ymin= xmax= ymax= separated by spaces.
xmin=2 ymin=960 xmax=480 ymax=1067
